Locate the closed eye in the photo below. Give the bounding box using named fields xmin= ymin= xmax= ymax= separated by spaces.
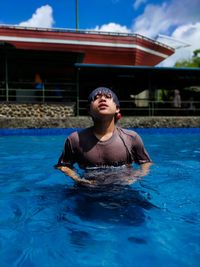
xmin=94 ymin=93 xmax=112 ymax=100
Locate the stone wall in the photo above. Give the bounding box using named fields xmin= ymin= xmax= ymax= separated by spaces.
xmin=0 ymin=103 xmax=199 ymax=128
xmin=0 ymin=103 xmax=75 ymax=118
xmin=1 ymin=116 xmax=200 ymax=129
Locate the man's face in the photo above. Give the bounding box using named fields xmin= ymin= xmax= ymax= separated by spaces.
xmin=89 ymin=92 xmax=120 ymax=119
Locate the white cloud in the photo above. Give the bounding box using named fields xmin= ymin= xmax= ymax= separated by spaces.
xmin=133 ymin=0 xmax=147 ymax=10
xmin=132 ymin=2 xmax=171 ymax=38
xmin=172 ymin=22 xmax=200 ymax=43
xmin=131 ymin=0 xmax=200 ymax=66
xmin=19 ymin=5 xmax=54 ymax=28
xmin=132 ymin=0 xmax=200 ymax=38
xmin=159 ymin=22 xmax=200 ymax=66
xmin=93 ymin=22 xmax=130 ymax=33
xmin=91 ymin=0 xmax=199 ymax=66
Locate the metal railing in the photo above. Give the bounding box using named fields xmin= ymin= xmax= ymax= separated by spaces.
xmin=0 ymin=84 xmax=199 ymax=116
xmin=78 ymin=99 xmax=200 ymax=116
xmin=0 ymin=24 xmax=174 ymax=52
xmin=0 ymin=81 xmax=77 ymax=103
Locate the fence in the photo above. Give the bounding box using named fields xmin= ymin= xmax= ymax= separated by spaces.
xmin=78 ymin=99 xmax=200 ymax=116
xmin=0 ymin=82 xmax=199 ymax=116
xmin=0 ymin=81 xmax=77 ymax=103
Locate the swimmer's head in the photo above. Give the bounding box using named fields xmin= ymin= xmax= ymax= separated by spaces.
xmin=88 ymin=87 xmax=120 ymax=107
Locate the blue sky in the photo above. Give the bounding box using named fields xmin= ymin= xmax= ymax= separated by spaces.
xmin=0 ymin=0 xmax=200 ymax=66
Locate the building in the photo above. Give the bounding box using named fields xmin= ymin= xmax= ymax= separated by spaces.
xmin=0 ymin=24 xmax=200 ymax=116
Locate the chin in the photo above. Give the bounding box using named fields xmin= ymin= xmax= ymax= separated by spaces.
xmin=97 ymin=113 xmax=114 ymax=120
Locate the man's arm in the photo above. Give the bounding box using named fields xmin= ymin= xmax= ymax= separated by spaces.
xmin=56 ymin=165 xmax=93 ymax=185
xmin=131 ymin=133 xmax=153 ymax=177
xmin=118 ymin=162 xmax=153 ymax=185
xmin=139 ymin=162 xmax=153 ymax=177
xmin=55 ymin=136 xmax=93 ymax=185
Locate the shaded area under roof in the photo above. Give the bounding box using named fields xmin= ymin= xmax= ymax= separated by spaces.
xmin=75 ymin=63 xmax=200 ymax=98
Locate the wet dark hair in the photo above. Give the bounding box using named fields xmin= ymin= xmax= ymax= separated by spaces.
xmin=88 ymin=87 xmax=120 ymax=107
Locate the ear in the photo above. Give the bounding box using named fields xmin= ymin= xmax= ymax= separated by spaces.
xmin=115 ymin=112 xmax=122 ymax=120
xmin=115 ymin=106 xmax=120 ymax=114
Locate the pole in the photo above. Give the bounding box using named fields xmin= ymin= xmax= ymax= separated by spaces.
xmin=5 ymin=52 xmax=9 ymax=102
xmin=76 ymin=0 xmax=79 ymax=31
xmin=76 ymin=68 xmax=80 ymax=116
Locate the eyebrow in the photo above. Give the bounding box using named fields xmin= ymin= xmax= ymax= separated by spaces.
xmin=95 ymin=92 xmax=112 ymax=97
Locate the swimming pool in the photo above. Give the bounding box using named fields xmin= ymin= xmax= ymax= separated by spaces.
xmin=0 ymin=128 xmax=200 ymax=267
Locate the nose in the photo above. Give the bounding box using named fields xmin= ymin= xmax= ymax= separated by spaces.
xmin=99 ymin=95 xmax=106 ymax=101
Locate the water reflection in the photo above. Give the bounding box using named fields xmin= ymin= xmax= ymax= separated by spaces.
xmin=58 ymin=166 xmax=157 ymax=227
xmin=56 ymin=176 xmax=157 ymax=250
xmin=73 ymin=185 xmax=156 ymax=225
xmin=82 ymin=165 xmax=142 ymax=186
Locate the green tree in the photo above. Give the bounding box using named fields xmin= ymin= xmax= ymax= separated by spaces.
xmin=175 ymin=49 xmax=200 ymax=67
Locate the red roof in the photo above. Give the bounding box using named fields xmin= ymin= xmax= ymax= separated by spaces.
xmin=0 ymin=25 xmax=174 ymax=66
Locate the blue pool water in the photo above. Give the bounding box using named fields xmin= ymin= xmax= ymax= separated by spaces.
xmin=0 ymin=128 xmax=200 ymax=267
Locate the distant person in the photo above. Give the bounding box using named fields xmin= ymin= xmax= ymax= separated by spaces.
xmin=34 ymin=73 xmax=44 ymax=101
xmin=34 ymin=73 xmax=43 ymax=89
xmin=173 ymin=89 xmax=181 ymax=108
xmin=55 ymin=87 xmax=153 ymax=186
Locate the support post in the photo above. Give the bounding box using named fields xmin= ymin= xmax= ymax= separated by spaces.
xmin=5 ymin=52 xmax=9 ymax=102
xmin=76 ymin=68 xmax=80 ymax=116
xmin=76 ymin=0 xmax=79 ymax=31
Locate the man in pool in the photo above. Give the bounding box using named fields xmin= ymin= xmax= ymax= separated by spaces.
xmin=55 ymin=87 xmax=153 ymax=185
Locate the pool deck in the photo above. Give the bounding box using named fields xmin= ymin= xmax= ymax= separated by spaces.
xmin=0 ymin=116 xmax=199 ymax=128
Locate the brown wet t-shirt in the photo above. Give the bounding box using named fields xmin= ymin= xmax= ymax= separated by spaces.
xmin=58 ymin=127 xmax=151 ymax=169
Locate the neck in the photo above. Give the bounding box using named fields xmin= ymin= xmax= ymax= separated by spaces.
xmin=92 ymin=118 xmax=116 ymax=141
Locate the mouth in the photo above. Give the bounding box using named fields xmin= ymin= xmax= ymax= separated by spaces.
xmin=98 ymin=104 xmax=108 ymax=109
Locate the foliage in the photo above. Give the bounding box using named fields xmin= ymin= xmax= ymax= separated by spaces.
xmin=174 ymin=49 xmax=200 ymax=68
